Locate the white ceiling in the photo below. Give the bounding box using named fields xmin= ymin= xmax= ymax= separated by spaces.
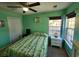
xmin=0 ymin=2 xmax=72 ymax=15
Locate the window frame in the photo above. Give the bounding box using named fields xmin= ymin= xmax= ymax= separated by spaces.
xmin=49 ymin=19 xmax=62 ymax=38
xmin=65 ymin=17 xmax=75 ymax=49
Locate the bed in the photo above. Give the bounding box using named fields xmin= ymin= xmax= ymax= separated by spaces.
xmin=0 ymin=32 xmax=48 ymax=57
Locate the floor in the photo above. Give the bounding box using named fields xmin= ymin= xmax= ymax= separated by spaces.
xmin=47 ymin=46 xmax=68 ymax=57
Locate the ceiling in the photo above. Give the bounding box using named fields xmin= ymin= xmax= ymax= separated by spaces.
xmin=0 ymin=2 xmax=72 ymax=15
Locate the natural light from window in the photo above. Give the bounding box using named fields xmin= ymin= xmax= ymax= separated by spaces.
xmin=49 ymin=19 xmax=61 ymax=38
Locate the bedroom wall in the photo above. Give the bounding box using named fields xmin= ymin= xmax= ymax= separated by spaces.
xmin=22 ymin=10 xmax=65 ymax=34
xmin=0 ymin=7 xmax=22 ymax=48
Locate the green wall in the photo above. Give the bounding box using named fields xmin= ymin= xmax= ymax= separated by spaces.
xmin=74 ymin=14 xmax=79 ymax=40
xmin=23 ymin=10 xmax=65 ymax=34
xmin=0 ymin=7 xmax=22 ymax=48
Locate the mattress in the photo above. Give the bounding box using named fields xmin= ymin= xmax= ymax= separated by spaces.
xmin=0 ymin=32 xmax=48 ymax=57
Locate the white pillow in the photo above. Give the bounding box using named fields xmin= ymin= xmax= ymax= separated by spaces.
xmin=33 ymin=32 xmax=40 ymax=35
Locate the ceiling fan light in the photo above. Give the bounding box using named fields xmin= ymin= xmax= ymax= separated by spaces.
xmin=23 ymin=7 xmax=29 ymax=11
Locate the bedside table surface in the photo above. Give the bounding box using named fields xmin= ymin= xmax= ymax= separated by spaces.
xmin=51 ymin=36 xmax=62 ymax=40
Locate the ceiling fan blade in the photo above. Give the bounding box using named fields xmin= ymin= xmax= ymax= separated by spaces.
xmin=19 ymin=2 xmax=27 ymax=7
xmin=28 ymin=2 xmax=40 ymax=7
xmin=29 ymin=8 xmax=37 ymax=12
xmin=7 ymin=6 xmax=21 ymax=8
xmin=19 ymin=2 xmax=38 ymax=12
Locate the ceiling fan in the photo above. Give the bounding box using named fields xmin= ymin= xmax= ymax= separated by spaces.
xmin=7 ymin=2 xmax=40 ymax=13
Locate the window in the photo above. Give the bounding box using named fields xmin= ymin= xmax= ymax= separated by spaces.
xmin=49 ymin=19 xmax=62 ymax=38
xmin=65 ymin=12 xmax=76 ymax=49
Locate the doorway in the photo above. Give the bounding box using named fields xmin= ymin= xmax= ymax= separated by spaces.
xmin=7 ymin=17 xmax=22 ymax=43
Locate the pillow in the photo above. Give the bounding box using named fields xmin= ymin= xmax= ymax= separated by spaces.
xmin=44 ymin=33 xmax=48 ymax=37
xmin=32 ymin=32 xmax=48 ymax=37
xmin=40 ymin=32 xmax=48 ymax=37
xmin=33 ymin=32 xmax=40 ymax=35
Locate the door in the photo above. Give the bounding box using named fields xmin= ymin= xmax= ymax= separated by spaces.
xmin=7 ymin=17 xmax=22 ymax=42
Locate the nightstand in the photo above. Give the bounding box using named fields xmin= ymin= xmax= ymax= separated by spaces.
xmin=51 ymin=36 xmax=62 ymax=48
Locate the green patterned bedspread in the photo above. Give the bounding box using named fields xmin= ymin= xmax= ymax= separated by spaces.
xmin=0 ymin=33 xmax=48 ymax=57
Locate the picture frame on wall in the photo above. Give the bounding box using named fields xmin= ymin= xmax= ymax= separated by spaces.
xmin=0 ymin=20 xmax=4 ymax=27
xmin=34 ymin=16 xmax=40 ymax=23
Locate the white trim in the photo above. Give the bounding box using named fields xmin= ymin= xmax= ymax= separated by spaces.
xmin=64 ymin=39 xmax=72 ymax=49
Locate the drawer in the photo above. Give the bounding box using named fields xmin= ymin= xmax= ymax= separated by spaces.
xmin=51 ymin=40 xmax=62 ymax=47
xmin=51 ymin=40 xmax=62 ymax=43
xmin=51 ymin=41 xmax=62 ymax=45
xmin=51 ymin=42 xmax=62 ymax=47
xmin=51 ymin=39 xmax=58 ymax=41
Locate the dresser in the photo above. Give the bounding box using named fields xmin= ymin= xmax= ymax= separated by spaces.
xmin=72 ymin=40 xmax=79 ymax=57
xmin=51 ymin=36 xmax=62 ymax=48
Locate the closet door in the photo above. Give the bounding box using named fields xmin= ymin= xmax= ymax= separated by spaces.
xmin=7 ymin=17 xmax=22 ymax=42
